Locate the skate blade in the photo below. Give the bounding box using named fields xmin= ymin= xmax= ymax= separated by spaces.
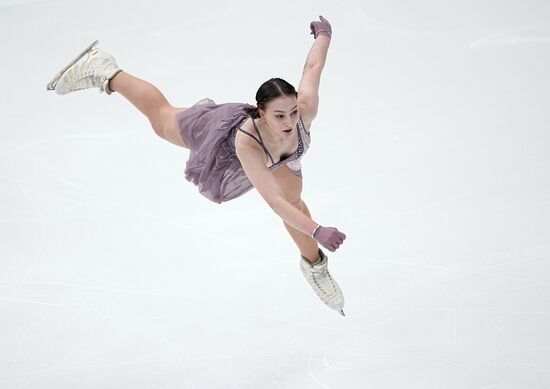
xmin=46 ymin=40 xmax=99 ymax=91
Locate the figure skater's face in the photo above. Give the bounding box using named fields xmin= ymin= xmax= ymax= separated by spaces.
xmin=259 ymin=95 xmax=299 ymax=139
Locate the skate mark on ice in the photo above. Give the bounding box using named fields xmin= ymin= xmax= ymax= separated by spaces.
xmin=154 ymin=335 xmax=243 ymax=389
xmin=470 ymin=25 xmax=550 ymax=48
xmin=0 ymin=279 xmax=174 ymax=296
xmin=16 ymin=306 xmax=109 ymax=389
xmin=0 ymin=175 xmax=46 ymax=281
xmin=0 ymin=132 xmax=143 ymax=158
xmin=54 ymin=187 xmax=160 ymax=219
xmin=17 ymin=312 xmax=57 ymax=355
xmin=308 ymin=331 xmax=335 ymax=389
xmin=0 ymin=295 xmax=69 ymax=308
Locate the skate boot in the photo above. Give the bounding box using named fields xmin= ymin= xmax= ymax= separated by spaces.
xmin=300 ymin=248 xmax=345 ymax=316
xmin=46 ymin=40 xmax=123 ymax=95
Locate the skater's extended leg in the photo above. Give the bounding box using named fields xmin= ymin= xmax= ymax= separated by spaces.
xmin=272 ymin=166 xmax=345 ymax=315
xmin=109 ymin=71 xmax=189 ymax=148
xmin=50 ymin=43 xmax=189 ymax=148
xmin=283 ymin=199 xmax=320 ymax=264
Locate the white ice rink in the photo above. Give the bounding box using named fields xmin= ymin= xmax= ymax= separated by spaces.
xmin=1 ymin=0 xmax=550 ymax=388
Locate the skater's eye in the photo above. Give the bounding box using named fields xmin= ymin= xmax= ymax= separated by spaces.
xmin=276 ymin=110 xmax=298 ymax=119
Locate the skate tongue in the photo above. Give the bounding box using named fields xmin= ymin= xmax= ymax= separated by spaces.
xmin=311 ymin=256 xmax=323 ymax=266
xmin=301 ymin=254 xmax=321 ymax=266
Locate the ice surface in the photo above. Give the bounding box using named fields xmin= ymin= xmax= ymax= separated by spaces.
xmin=1 ymin=0 xmax=549 ymax=388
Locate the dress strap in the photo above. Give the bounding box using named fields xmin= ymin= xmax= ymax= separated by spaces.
xmin=237 ymin=127 xmax=258 ymax=141
xmin=251 ymin=119 xmax=276 ymax=165
xmin=237 ymin=126 xmax=275 ymax=166
xmin=299 ymin=115 xmax=308 ymax=135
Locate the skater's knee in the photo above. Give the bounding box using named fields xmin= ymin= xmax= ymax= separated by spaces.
xmin=149 ymin=106 xmax=173 ymax=135
xmin=150 ymin=106 xmax=189 ymax=148
xmin=150 ymin=118 xmax=165 ymax=138
xmin=288 ymin=195 xmax=302 ymax=208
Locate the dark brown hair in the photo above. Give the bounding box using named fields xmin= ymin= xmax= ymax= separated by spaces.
xmin=243 ymin=78 xmax=298 ymax=119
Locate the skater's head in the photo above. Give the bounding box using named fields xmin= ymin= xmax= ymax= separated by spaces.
xmin=244 ymin=78 xmax=299 ymax=139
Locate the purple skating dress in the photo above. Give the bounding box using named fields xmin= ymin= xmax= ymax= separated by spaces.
xmin=175 ymin=98 xmax=311 ymax=204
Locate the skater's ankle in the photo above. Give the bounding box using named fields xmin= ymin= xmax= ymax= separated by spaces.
xmin=108 ymin=70 xmax=124 ymax=92
xmin=304 ymin=253 xmax=321 ymax=265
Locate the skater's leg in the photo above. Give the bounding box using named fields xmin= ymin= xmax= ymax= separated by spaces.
xmin=283 ymin=199 xmax=321 ymax=264
xmin=109 ymin=71 xmax=189 ymax=148
xmin=272 ymin=166 xmax=320 ymax=263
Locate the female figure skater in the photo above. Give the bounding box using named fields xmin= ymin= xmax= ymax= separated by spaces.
xmin=47 ymin=15 xmax=347 ymax=316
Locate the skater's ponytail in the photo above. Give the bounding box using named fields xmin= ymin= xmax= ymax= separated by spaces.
xmin=243 ymin=105 xmax=261 ymax=119
xmin=243 ymin=78 xmax=298 ymax=119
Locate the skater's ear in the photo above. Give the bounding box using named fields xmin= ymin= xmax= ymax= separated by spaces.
xmin=258 ymin=107 xmax=267 ymax=120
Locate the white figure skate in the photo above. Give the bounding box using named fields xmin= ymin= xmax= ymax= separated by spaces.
xmin=300 ymin=248 xmax=345 ymax=316
xmin=46 ymin=40 xmax=122 ymax=95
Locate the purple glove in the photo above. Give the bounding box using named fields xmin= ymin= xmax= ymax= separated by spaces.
xmin=310 ymin=15 xmax=332 ymax=39
xmin=313 ymin=226 xmax=346 ymax=252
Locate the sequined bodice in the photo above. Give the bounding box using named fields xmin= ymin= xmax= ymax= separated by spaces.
xmin=232 ymin=115 xmax=311 ymax=169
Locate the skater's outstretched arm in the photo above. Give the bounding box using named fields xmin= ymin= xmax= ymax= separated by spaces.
xmin=237 ymin=142 xmax=345 ymax=252
xmin=237 ymin=143 xmax=317 ymax=234
xmin=298 ymin=15 xmax=332 ymax=124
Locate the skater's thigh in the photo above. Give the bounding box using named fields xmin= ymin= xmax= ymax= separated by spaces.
xmin=157 ymin=106 xmax=189 ymax=149
xmin=272 ymin=165 xmax=302 ymax=206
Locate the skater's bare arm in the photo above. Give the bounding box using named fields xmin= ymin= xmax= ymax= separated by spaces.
xmin=237 ymin=144 xmax=319 ymax=236
xmin=298 ymin=35 xmax=331 ymax=124
xmin=303 ymin=33 xmax=331 ymax=68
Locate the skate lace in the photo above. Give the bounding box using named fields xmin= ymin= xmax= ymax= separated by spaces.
xmin=307 ymin=264 xmax=340 ymax=300
xmin=69 ymin=53 xmax=109 ymax=91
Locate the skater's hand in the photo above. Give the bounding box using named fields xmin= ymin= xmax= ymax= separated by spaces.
xmin=313 ymin=226 xmax=346 ymax=252
xmin=310 ymin=15 xmax=332 ymax=39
